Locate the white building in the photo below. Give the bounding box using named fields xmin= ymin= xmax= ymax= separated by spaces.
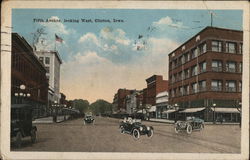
xmin=125 ymin=90 xmax=138 ymax=115
xmin=156 ymin=91 xmax=169 ymax=119
xmin=35 ymin=50 xmax=62 ymax=106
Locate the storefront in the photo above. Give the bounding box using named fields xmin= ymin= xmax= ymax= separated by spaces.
xmin=211 ymin=107 xmax=240 ymax=122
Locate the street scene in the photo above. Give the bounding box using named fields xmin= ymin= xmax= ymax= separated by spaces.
xmin=5 ymin=7 xmax=244 ymax=154
xmin=13 ymin=117 xmax=240 ymax=153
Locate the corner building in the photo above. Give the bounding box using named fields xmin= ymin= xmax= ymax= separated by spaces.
xmin=168 ymin=27 xmax=242 ymax=122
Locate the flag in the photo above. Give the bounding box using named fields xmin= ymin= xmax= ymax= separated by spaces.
xmin=55 ymin=34 xmax=63 ymax=43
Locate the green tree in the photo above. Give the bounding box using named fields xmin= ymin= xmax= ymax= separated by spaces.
xmin=72 ymin=99 xmax=89 ymax=115
xmin=90 ymin=99 xmax=112 ymax=115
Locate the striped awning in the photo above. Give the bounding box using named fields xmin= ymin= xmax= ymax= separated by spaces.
xmin=179 ymin=107 xmax=206 ymax=113
xmin=211 ymin=108 xmax=240 ymax=113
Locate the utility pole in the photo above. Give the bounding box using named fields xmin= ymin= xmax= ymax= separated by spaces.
xmin=210 ymin=12 xmax=213 ymax=27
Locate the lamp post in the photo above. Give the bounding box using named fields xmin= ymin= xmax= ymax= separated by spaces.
xmin=213 ymin=103 xmax=216 ymax=124
xmin=174 ymin=103 xmax=179 ymax=123
xmin=14 ymin=84 xmax=31 ymax=104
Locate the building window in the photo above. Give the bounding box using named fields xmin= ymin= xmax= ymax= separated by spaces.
xmin=226 ymin=61 xmax=236 ymax=73
xmin=238 ymin=62 xmax=242 ymax=73
xmin=181 ymin=55 xmax=185 ymax=64
xmin=45 ymin=67 xmax=50 ymax=73
xmin=191 ymin=83 xmax=198 ymax=94
xmin=199 ymin=80 xmax=206 ymax=92
xmin=171 ymin=89 xmax=175 ymax=97
xmin=211 ymin=80 xmax=222 ymax=91
xmin=212 ymin=40 xmax=222 ymax=52
xmin=239 ymin=43 xmax=243 ymax=54
xmin=225 ymin=80 xmax=236 ymax=92
xmin=199 ymin=43 xmax=207 ymax=54
xmin=199 ymin=61 xmax=206 ymax=73
xmin=191 ymin=48 xmax=198 ymax=59
xmin=191 ymin=65 xmax=198 ymax=76
xmin=226 ymin=42 xmax=236 ymax=54
xmin=184 ymin=52 xmax=190 ymax=62
xmin=39 ymin=57 xmax=44 ymax=64
xmin=184 ymin=85 xmax=189 ymax=95
xmin=184 ymin=69 xmax=190 ymax=79
xmin=45 ymin=57 xmax=50 ymax=64
xmin=239 ymin=81 xmax=242 ymax=92
xmin=179 ymin=87 xmax=183 ymax=96
xmin=212 ymin=60 xmax=222 ymax=72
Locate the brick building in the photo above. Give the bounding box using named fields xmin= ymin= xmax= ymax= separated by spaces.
xmin=168 ymin=27 xmax=242 ymax=122
xmin=11 ymin=33 xmax=48 ymax=117
xmin=113 ymin=89 xmax=133 ymax=112
xmin=144 ymin=75 xmax=168 ymax=106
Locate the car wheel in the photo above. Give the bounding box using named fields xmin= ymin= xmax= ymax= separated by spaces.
xmin=15 ymin=132 xmax=22 ymax=148
xmin=31 ymin=129 xmax=37 ymax=143
xmin=133 ymin=129 xmax=140 ymax=140
xmin=174 ymin=126 xmax=180 ymax=133
xmin=147 ymin=129 xmax=154 ymax=138
xmin=120 ymin=126 xmax=124 ymax=134
xmin=186 ymin=124 xmax=192 ymax=134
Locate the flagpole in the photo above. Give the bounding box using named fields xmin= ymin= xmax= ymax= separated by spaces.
xmin=54 ymin=34 xmax=57 ymax=51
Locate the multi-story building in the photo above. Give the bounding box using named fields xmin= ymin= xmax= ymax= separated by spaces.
xmin=11 ymin=33 xmax=48 ymax=117
xmin=125 ymin=90 xmax=140 ymax=114
xmin=113 ymin=88 xmax=132 ymax=112
xmin=34 ymin=50 xmax=62 ymax=107
xmin=144 ymin=75 xmax=168 ymax=106
xmin=168 ymin=27 xmax=242 ymax=122
xmin=155 ymin=91 xmax=169 ymax=119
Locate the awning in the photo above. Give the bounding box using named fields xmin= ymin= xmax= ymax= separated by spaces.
xmin=179 ymin=107 xmax=206 ymax=113
xmin=162 ymin=109 xmax=177 ymax=113
xmin=137 ymin=110 xmax=143 ymax=113
xmin=211 ymin=108 xmax=240 ymax=113
xmin=148 ymin=106 xmax=156 ymax=112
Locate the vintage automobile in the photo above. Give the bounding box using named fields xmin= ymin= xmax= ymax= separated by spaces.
xmin=119 ymin=117 xmax=154 ymax=140
xmin=83 ymin=115 xmax=95 ymax=125
xmin=174 ymin=117 xmax=204 ymax=134
xmin=11 ymin=104 xmax=37 ymax=148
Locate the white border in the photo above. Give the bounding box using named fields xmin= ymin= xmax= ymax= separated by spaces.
xmin=1 ymin=1 xmax=249 ymax=160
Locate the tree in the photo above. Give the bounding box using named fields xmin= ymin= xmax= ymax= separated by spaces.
xmin=72 ymin=99 xmax=89 ymax=115
xmin=90 ymin=99 xmax=112 ymax=115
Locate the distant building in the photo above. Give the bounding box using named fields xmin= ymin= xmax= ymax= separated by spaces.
xmin=113 ymin=89 xmax=133 ymax=113
xmin=125 ymin=90 xmax=139 ymax=114
xmin=11 ymin=33 xmax=48 ymax=117
xmin=155 ymin=91 xmax=169 ymax=119
xmin=168 ymin=27 xmax=242 ymax=122
xmin=34 ymin=50 xmax=62 ymax=107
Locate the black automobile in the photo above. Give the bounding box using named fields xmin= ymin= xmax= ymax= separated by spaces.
xmin=83 ymin=115 xmax=95 ymax=125
xmin=11 ymin=104 xmax=37 ymax=148
xmin=174 ymin=117 xmax=204 ymax=134
xmin=119 ymin=118 xmax=153 ymax=140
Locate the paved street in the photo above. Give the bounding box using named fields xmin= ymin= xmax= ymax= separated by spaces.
xmin=13 ymin=117 xmax=241 ymax=153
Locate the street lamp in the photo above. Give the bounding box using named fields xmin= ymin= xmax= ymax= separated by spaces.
xmin=213 ymin=103 xmax=216 ymax=124
xmin=14 ymin=84 xmax=31 ymax=104
xmin=174 ymin=103 xmax=179 ymax=122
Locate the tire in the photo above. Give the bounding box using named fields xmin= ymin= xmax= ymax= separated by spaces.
xmin=15 ymin=132 xmax=22 ymax=148
xmin=186 ymin=124 xmax=193 ymax=134
xmin=31 ymin=129 xmax=37 ymax=143
xmin=147 ymin=129 xmax=154 ymax=138
xmin=174 ymin=126 xmax=180 ymax=133
xmin=133 ymin=129 xmax=140 ymax=140
xmin=120 ymin=126 xmax=124 ymax=134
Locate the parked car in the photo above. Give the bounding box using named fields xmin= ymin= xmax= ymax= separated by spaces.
xmin=83 ymin=115 xmax=95 ymax=125
xmin=174 ymin=117 xmax=204 ymax=134
xmin=11 ymin=104 xmax=37 ymax=148
xmin=119 ymin=117 xmax=153 ymax=140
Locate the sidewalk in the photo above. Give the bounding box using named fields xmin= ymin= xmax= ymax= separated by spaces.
xmin=147 ymin=118 xmax=174 ymax=124
xmin=33 ymin=115 xmax=70 ymax=124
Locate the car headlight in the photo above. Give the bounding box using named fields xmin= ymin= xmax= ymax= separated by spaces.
xmin=139 ymin=127 xmax=143 ymax=131
xmin=147 ymin=126 xmax=150 ymax=130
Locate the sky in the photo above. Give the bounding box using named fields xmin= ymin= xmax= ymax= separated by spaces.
xmin=12 ymin=9 xmax=242 ymax=103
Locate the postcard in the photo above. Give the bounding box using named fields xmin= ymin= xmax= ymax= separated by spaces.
xmin=1 ymin=0 xmax=249 ymax=160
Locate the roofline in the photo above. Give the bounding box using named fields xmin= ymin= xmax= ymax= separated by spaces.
xmin=168 ymin=26 xmax=243 ymax=56
xmin=35 ymin=50 xmax=62 ymax=64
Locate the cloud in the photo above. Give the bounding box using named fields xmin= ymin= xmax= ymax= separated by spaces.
xmin=153 ymin=16 xmax=189 ymax=30
xmin=100 ymin=27 xmax=131 ymax=46
xmin=78 ymin=33 xmax=100 ymax=47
